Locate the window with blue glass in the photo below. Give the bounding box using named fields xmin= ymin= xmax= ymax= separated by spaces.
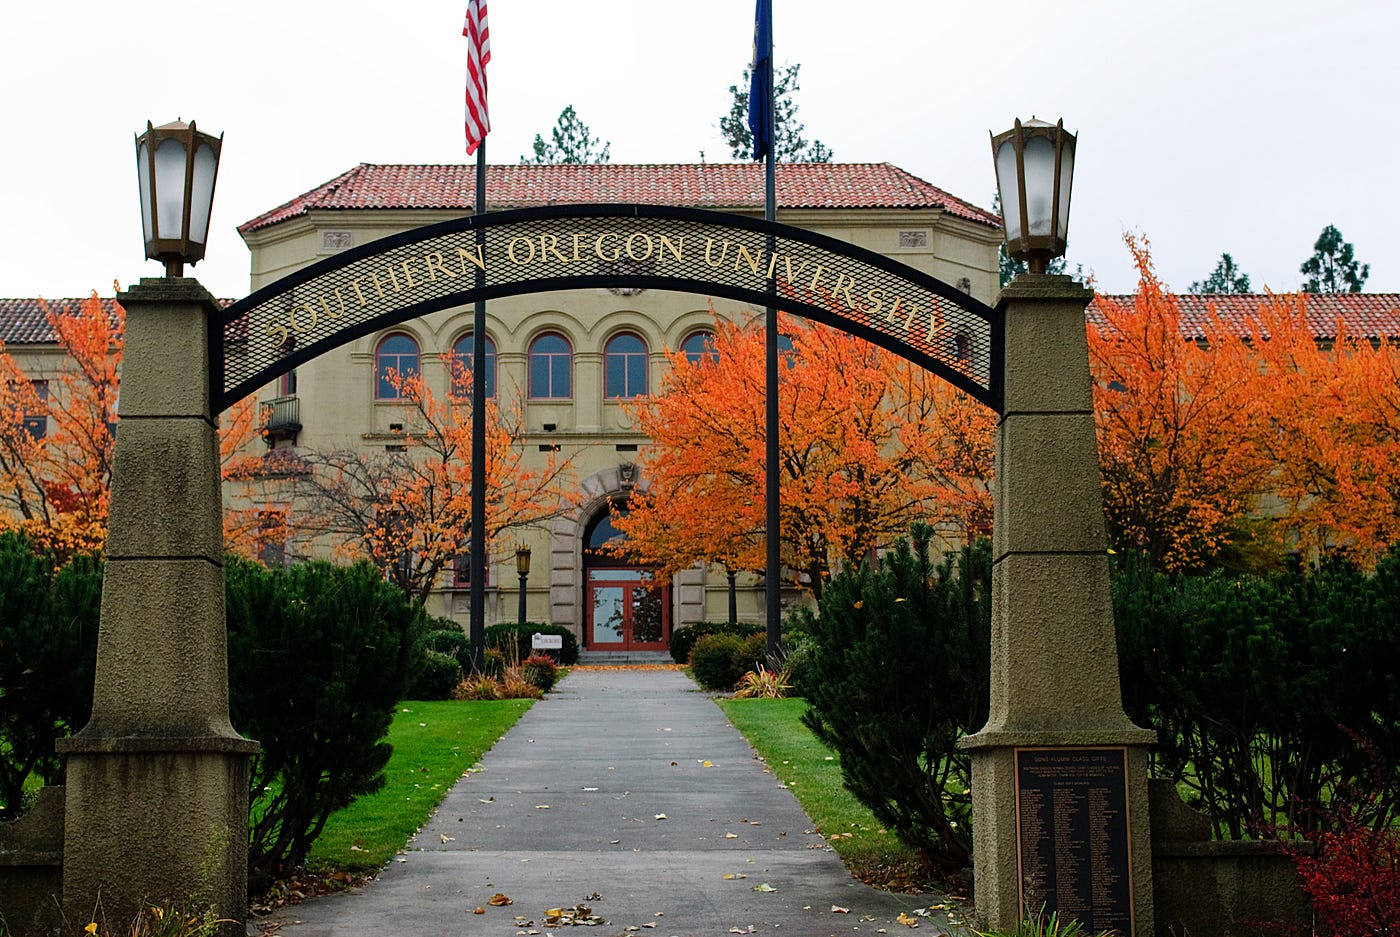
xmin=375 ymin=333 xmax=420 ymax=399
xmin=452 ymin=332 xmax=497 ymax=398
xmin=680 ymin=330 xmax=718 ymax=366
xmin=604 ymin=332 xmax=648 ymax=398
xmin=528 ymin=332 xmax=572 ymax=399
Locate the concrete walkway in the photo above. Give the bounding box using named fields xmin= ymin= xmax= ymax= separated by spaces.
xmin=259 ymin=668 xmax=964 ymax=937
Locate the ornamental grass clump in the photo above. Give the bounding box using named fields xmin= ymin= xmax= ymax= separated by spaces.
xmin=732 ymin=665 xmax=793 ymax=699
xmin=974 ymin=905 xmax=1116 ymax=937
xmin=521 ymin=653 xmax=559 ymax=692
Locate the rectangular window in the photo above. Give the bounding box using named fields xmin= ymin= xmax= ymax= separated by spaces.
xmin=22 ymin=379 xmax=48 ymax=440
xmin=257 ymin=508 xmax=288 ymax=568
xmin=453 ymin=553 xmax=490 ymax=586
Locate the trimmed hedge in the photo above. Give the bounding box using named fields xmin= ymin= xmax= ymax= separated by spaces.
xmin=669 ymin=620 xmax=763 ymax=664
xmin=485 ymin=621 xmax=578 ymax=665
xmin=423 ymin=627 xmax=471 ymax=661
xmin=690 ymin=631 xmax=767 ymax=691
xmin=408 ymin=649 xmax=464 ymax=700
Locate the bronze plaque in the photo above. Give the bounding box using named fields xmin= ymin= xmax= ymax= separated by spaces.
xmin=1015 ymin=747 xmax=1134 ymax=935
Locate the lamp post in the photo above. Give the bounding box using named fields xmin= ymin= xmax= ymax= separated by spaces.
xmin=135 ymin=118 xmax=223 ymax=277
xmin=961 ymin=118 xmax=1155 ymax=935
xmin=59 ymin=121 xmax=255 ymax=936
xmin=516 ymin=545 xmax=532 ymax=624
xmin=991 ymin=117 xmax=1075 ymax=275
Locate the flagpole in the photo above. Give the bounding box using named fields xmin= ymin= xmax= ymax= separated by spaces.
xmin=463 ymin=0 xmax=490 ymax=672
xmin=469 ymin=138 xmax=487 ymax=673
xmin=761 ymin=0 xmax=779 ymax=667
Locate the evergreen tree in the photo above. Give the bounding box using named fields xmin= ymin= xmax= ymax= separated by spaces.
xmin=719 ymin=62 xmax=832 ymax=162
xmin=1300 ymin=224 xmax=1369 ymax=293
xmin=522 ymin=105 xmax=611 ymax=164
xmin=1190 ymin=252 xmax=1252 ymax=293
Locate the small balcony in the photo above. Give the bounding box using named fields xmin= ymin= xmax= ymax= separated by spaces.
xmin=260 ymin=395 xmax=302 ymax=447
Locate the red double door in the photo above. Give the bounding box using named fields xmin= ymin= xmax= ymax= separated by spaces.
xmin=585 ymin=567 xmax=670 ymax=651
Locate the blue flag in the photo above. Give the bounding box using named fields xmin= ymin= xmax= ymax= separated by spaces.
xmin=747 ymin=0 xmax=773 ymax=161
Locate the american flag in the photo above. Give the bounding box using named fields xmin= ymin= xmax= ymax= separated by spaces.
xmin=463 ymin=0 xmax=491 ymax=155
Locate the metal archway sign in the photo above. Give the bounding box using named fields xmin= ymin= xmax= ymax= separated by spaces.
xmin=213 ymin=203 xmax=1002 ymax=414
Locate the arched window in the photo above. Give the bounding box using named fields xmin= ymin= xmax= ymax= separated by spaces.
xmin=585 ymin=507 xmax=627 ymax=558
xmin=528 ymin=332 xmax=573 ymax=399
xmin=604 ymin=332 xmax=648 ymax=398
xmin=375 ymin=333 xmax=420 ymax=399
xmin=452 ymin=332 xmax=497 ymax=398
xmin=680 ymin=330 xmax=718 ymax=365
xmin=953 ymin=332 xmax=971 ymax=363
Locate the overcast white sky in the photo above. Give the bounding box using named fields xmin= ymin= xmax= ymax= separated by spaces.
xmin=2 ymin=1 xmax=1394 ymax=302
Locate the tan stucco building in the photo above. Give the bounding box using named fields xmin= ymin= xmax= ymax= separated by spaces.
xmin=231 ymin=161 xmax=1002 ymax=651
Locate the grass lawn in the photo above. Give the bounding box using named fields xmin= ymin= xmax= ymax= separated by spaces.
xmin=306 ymin=697 xmax=532 ymax=871
xmin=716 ymin=697 xmax=942 ymax=893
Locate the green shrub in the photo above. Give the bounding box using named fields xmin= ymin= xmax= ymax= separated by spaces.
xmin=0 ymin=532 xmax=101 ymax=819
xmin=226 ymin=556 xmax=427 ymax=890
xmin=737 ymin=631 xmax=767 ymax=673
xmin=485 ymin=621 xmax=578 ymax=665
xmin=669 ymin=620 xmax=762 ymax=665
xmin=423 ymin=627 xmax=470 ymax=661
xmin=408 ymin=649 xmax=464 ymax=700
xmin=521 ymin=653 xmax=559 ymax=693
xmin=778 ymin=630 xmax=818 ymax=698
xmin=798 ymin=527 xmax=990 ymax=873
xmin=686 ymin=633 xmax=749 ymax=691
xmin=1114 ymin=548 xmax=1400 ymax=838
xmin=482 ymin=646 xmax=505 ymax=678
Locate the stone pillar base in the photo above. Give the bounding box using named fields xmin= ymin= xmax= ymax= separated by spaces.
xmin=57 ymin=736 xmax=257 ymax=937
xmin=961 ymin=730 xmax=1155 ymax=937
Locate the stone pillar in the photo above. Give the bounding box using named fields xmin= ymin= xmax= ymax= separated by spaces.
xmin=57 ymin=279 xmax=257 ymax=936
xmin=959 ymin=276 xmax=1156 ymax=935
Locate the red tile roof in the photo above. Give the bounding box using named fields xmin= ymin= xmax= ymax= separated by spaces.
xmin=5 ymin=294 xmax=1397 ymax=346
xmin=0 ymin=297 xmax=235 ymax=345
xmin=0 ymin=298 xmax=124 ymax=345
xmin=238 ymin=162 xmax=1002 ymax=234
xmin=1093 ymin=293 xmax=1400 ymax=342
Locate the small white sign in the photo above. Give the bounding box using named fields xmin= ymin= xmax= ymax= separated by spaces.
xmin=532 ymin=633 xmax=563 ymax=650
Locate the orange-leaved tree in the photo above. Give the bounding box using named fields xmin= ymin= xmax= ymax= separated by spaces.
xmin=0 ymin=291 xmax=270 ymax=559
xmin=218 ymin=396 xmax=295 ymax=560
xmin=286 ymin=358 xmax=577 ymax=604
xmin=614 ymin=311 xmax=994 ymax=599
xmin=0 ymin=293 xmax=122 ymax=557
xmin=1244 ymin=294 xmax=1400 ymax=565
xmin=1088 ymin=236 xmax=1273 ymax=571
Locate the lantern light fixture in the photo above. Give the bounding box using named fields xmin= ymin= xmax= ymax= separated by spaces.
xmin=991 ymin=117 xmax=1076 ymax=275
xmin=515 ymin=545 xmax=532 ymax=625
xmin=135 ymin=118 xmax=223 ymax=277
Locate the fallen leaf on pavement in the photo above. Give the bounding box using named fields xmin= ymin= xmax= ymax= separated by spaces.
xmin=831 ymin=905 xmax=850 ymax=914
xmin=752 ymin=883 xmax=776 ymax=893
xmin=535 ymin=804 xmax=550 ymax=809
xmin=472 ymin=907 xmax=485 ymax=915
xmin=896 ymin=912 xmax=920 ymax=926
xmin=489 ymin=893 xmax=513 ymax=906
xmin=654 ymin=813 xmax=668 ymax=820
xmin=439 ymin=834 xmax=454 ymax=843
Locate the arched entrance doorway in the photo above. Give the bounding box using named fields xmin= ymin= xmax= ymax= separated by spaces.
xmin=582 ymin=506 xmax=670 ymax=651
